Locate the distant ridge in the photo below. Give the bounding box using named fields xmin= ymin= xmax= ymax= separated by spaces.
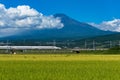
xmin=78 ymin=33 xmax=120 ymax=42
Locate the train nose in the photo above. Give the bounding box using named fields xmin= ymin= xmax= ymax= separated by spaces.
xmin=55 ymin=47 xmax=61 ymax=49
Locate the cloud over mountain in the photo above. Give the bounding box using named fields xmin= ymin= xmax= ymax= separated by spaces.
xmin=0 ymin=3 xmax=63 ymax=37
xmin=89 ymin=19 xmax=120 ymax=32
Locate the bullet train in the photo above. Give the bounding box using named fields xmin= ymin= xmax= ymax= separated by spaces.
xmin=0 ymin=46 xmax=61 ymax=54
xmin=0 ymin=46 xmax=61 ymax=50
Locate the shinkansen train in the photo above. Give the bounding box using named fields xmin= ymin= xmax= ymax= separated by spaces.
xmin=0 ymin=46 xmax=61 ymax=54
xmin=0 ymin=46 xmax=61 ymax=50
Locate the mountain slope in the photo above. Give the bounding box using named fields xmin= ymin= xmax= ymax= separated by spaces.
xmin=54 ymin=14 xmax=113 ymax=37
xmin=0 ymin=13 xmax=114 ymax=40
xmin=78 ymin=33 xmax=120 ymax=42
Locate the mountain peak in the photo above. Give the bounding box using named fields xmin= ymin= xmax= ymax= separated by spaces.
xmin=54 ymin=13 xmax=79 ymax=25
xmin=54 ymin=13 xmax=68 ymax=17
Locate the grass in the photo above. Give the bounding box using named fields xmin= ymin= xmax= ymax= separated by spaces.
xmin=0 ymin=54 xmax=120 ymax=80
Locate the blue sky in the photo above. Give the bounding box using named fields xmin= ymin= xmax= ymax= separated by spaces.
xmin=0 ymin=0 xmax=120 ymax=23
xmin=0 ymin=0 xmax=120 ymax=35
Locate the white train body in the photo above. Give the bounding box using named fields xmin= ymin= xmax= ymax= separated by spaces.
xmin=0 ymin=46 xmax=61 ymax=50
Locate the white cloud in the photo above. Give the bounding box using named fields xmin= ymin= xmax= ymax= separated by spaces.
xmin=89 ymin=19 xmax=120 ymax=32
xmin=0 ymin=3 xmax=64 ymax=37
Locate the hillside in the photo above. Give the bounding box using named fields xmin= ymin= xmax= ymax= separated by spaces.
xmin=78 ymin=33 xmax=120 ymax=42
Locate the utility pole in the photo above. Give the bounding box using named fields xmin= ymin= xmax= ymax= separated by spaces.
xmin=53 ymin=40 xmax=56 ymax=52
xmin=109 ymin=41 xmax=112 ymax=48
xmin=118 ymin=40 xmax=120 ymax=48
xmin=53 ymin=40 xmax=56 ymax=46
xmin=93 ymin=40 xmax=95 ymax=50
xmin=6 ymin=40 xmax=9 ymax=46
xmin=85 ymin=40 xmax=87 ymax=49
xmin=6 ymin=40 xmax=9 ymax=53
xmin=23 ymin=39 xmax=26 ymax=46
xmin=67 ymin=40 xmax=69 ymax=48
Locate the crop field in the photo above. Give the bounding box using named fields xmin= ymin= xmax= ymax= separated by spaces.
xmin=0 ymin=54 xmax=120 ymax=80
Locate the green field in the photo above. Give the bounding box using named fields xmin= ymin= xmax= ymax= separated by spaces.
xmin=0 ymin=54 xmax=120 ymax=80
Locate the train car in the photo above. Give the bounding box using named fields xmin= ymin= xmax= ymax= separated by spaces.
xmin=0 ymin=46 xmax=61 ymax=54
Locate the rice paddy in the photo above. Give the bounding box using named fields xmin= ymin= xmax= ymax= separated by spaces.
xmin=0 ymin=54 xmax=120 ymax=80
